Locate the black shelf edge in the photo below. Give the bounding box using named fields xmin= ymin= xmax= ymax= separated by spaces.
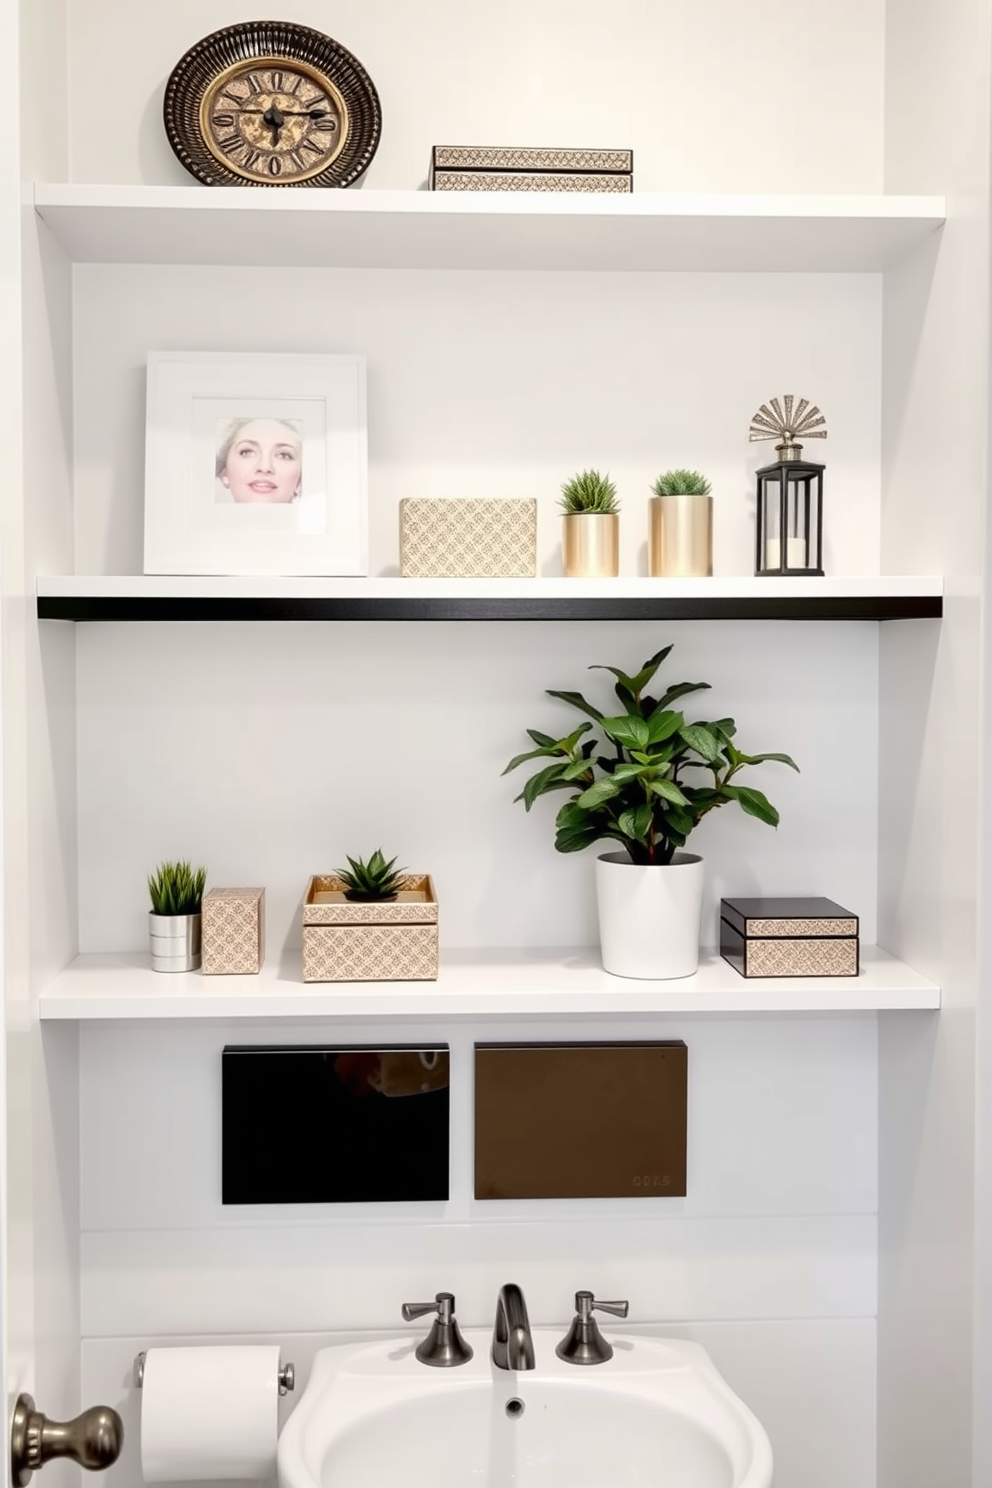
xmin=36 ymin=595 xmax=944 ymax=623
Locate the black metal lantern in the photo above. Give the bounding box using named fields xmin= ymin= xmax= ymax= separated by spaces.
xmin=754 ymin=455 xmax=824 ymax=576
xmin=749 ymin=395 xmax=827 ymax=577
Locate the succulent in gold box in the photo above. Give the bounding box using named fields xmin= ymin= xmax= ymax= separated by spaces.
xmin=301 ymin=854 xmax=438 ymax=982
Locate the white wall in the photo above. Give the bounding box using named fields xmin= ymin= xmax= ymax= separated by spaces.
xmin=65 ymin=0 xmax=886 ymax=193
xmin=878 ymin=1 xmax=992 ymax=1485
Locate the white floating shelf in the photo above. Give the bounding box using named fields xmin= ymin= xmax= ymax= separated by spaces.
xmin=38 ymin=947 xmax=939 ymax=1021
xmin=34 ymin=185 xmax=945 ymax=273
xmin=36 ymin=574 xmax=944 ymax=623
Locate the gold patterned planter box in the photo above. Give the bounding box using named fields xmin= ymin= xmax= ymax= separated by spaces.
xmin=201 ymin=887 xmax=265 ymax=975
xmin=432 ymin=170 xmax=632 ymax=194
xmin=400 ymin=498 xmax=537 ymax=578
xmin=302 ymin=874 xmax=439 ymax=982
xmin=720 ymin=896 xmax=859 ymax=978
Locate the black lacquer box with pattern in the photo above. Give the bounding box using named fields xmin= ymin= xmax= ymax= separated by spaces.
xmin=720 ymin=897 xmax=859 ymax=978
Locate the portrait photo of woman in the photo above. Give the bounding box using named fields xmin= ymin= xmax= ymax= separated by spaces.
xmin=215 ymin=417 xmax=303 ymax=504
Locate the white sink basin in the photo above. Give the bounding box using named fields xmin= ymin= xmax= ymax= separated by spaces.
xmin=278 ymin=1329 xmax=773 ymax=1488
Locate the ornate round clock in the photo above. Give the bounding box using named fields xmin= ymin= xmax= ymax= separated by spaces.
xmin=164 ymin=21 xmax=382 ymax=187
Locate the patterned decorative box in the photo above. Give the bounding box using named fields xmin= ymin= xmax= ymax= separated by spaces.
xmin=302 ymin=874 xmax=439 ymax=982
xmin=720 ymin=897 xmax=859 ymax=978
xmin=201 ymin=888 xmax=265 ymax=976
xmin=432 ymin=171 xmax=632 ymax=194
xmin=431 ymin=146 xmax=633 ymax=175
xmin=400 ymin=498 xmax=537 ymax=578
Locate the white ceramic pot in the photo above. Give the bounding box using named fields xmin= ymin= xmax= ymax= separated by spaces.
xmin=149 ymin=911 xmax=202 ymax=972
xmin=594 ymin=851 xmax=704 ymax=979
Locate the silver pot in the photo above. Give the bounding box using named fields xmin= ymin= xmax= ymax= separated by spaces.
xmin=149 ymin=911 xmax=202 ymax=973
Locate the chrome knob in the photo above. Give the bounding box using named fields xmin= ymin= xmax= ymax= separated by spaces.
xmin=11 ymin=1394 xmax=123 ymax=1485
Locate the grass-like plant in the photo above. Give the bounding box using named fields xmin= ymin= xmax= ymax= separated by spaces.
xmin=504 ymin=643 xmax=798 ymax=866
xmin=559 ymin=469 xmax=620 ymax=515
xmin=337 ymin=848 xmax=406 ymax=901
xmin=651 ymin=469 xmax=712 ymax=496
xmin=147 ymin=860 xmax=207 ymax=916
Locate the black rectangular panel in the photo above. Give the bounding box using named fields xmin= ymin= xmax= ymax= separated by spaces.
xmin=222 ymin=1045 xmax=449 ymax=1203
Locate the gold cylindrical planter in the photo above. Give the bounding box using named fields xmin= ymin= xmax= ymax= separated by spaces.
xmin=648 ymin=495 xmax=713 ymax=578
xmin=562 ymin=513 xmax=619 ymax=577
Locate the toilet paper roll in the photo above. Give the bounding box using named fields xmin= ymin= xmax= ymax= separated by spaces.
xmin=140 ymin=1345 xmax=282 ymax=1483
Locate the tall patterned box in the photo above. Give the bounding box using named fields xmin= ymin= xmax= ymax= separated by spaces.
xmin=719 ymin=896 xmax=859 ymax=978
xmin=302 ymin=874 xmax=439 ymax=982
xmin=201 ymin=887 xmax=265 ymax=975
xmin=400 ymin=498 xmax=537 ymax=578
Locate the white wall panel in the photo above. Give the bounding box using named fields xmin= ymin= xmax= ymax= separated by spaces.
xmin=79 ymin=1017 xmax=877 ymax=1231
xmin=74 ymin=618 xmax=878 ymax=954
xmin=80 ymin=1216 xmax=876 ymax=1338
xmin=65 ymin=0 xmax=885 ymax=193
xmin=70 ymin=265 xmax=882 ymax=582
xmin=83 ymin=1319 xmax=876 ymax=1488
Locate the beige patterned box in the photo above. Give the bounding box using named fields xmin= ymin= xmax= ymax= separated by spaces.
xmin=430 ymin=146 xmax=633 ymax=174
xmin=201 ymin=887 xmax=264 ymax=975
xmin=302 ymin=874 xmax=439 ymax=982
xmin=720 ymin=896 xmax=859 ymax=978
xmin=400 ymin=498 xmax=537 ymax=578
xmin=432 ymin=170 xmax=632 ymax=194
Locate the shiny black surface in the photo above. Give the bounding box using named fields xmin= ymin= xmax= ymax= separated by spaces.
xmin=222 ymin=1044 xmax=449 ymax=1203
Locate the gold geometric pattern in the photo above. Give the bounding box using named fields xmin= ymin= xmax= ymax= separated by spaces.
xmin=432 ymin=170 xmax=632 ymax=193
xmin=400 ymin=499 xmax=537 ymax=577
xmin=302 ymin=924 xmax=439 ymax=981
xmin=747 ymin=917 xmax=855 ymax=937
xmin=201 ymin=887 xmax=264 ymax=975
xmin=432 ymin=147 xmax=633 ymax=172
xmin=746 ymin=939 xmax=859 ymax=977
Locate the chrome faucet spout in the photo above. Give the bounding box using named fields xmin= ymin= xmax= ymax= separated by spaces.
xmin=492 ymin=1282 xmax=536 ymax=1371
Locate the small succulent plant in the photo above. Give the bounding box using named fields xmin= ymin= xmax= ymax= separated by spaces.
xmin=559 ymin=468 xmax=620 ymax=515
xmin=147 ymin=860 xmax=207 ymax=916
xmin=651 ymin=469 xmax=712 ymax=496
xmin=337 ymin=848 xmax=406 ymax=901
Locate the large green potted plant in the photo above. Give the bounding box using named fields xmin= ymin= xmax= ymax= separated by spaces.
xmin=559 ymin=469 xmax=620 ymax=577
xmin=504 ymin=644 xmax=798 ymax=978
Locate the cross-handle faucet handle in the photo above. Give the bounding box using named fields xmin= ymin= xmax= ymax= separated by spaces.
xmin=401 ymin=1292 xmax=474 ymax=1367
xmin=577 ymin=1290 xmax=629 ymax=1320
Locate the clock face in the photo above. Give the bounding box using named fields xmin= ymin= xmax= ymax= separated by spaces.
xmin=202 ymin=60 xmax=347 ymax=184
xmin=165 ymin=22 xmax=381 ymax=188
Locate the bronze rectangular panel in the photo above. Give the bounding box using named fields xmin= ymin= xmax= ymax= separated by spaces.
xmin=474 ymin=1042 xmax=687 ymax=1200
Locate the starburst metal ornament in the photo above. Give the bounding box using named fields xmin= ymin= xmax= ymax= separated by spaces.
xmin=749 ymin=395 xmax=827 ymax=462
xmin=749 ymin=395 xmax=827 ymax=577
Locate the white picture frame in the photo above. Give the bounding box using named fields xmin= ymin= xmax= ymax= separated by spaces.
xmin=143 ymin=351 xmax=368 ymax=576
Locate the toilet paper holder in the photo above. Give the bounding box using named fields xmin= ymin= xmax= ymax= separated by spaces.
xmin=133 ymin=1351 xmax=296 ymax=1395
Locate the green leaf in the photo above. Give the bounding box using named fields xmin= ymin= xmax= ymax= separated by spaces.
xmin=601 ymin=714 xmax=650 ymax=751
xmin=650 ymin=778 xmax=690 ymax=806
xmin=729 ymin=785 xmax=780 ymax=826
xmin=554 ymin=827 xmax=603 ymax=854
xmin=629 ymin=645 xmax=674 ymax=693
xmin=518 ymin=762 xmax=567 ymax=810
xmin=576 ymin=777 xmax=622 ymax=809
xmin=708 ymin=717 xmax=737 ymax=743
xmin=679 ymin=723 xmax=722 ymax=762
xmin=656 ymin=680 xmax=711 ymax=710
xmin=556 ymin=801 xmax=592 ymax=830
xmin=735 ymin=750 xmax=800 ymax=772
xmin=527 ymin=729 xmax=556 ymax=747
xmin=645 ymin=708 xmax=684 ymax=745
xmin=663 ymin=807 xmax=695 ymax=835
xmin=560 ymin=758 xmax=594 ymax=780
xmin=503 ymin=743 xmax=562 ymax=774
xmin=589 ymin=664 xmax=638 ymax=695
xmin=609 ymin=761 xmax=651 ymax=783
xmin=546 ymin=689 xmax=604 ymax=722
xmin=618 ymin=804 xmax=653 ymax=841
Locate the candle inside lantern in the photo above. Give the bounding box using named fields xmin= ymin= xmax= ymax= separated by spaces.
xmin=763 ymin=537 xmax=807 ymax=570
